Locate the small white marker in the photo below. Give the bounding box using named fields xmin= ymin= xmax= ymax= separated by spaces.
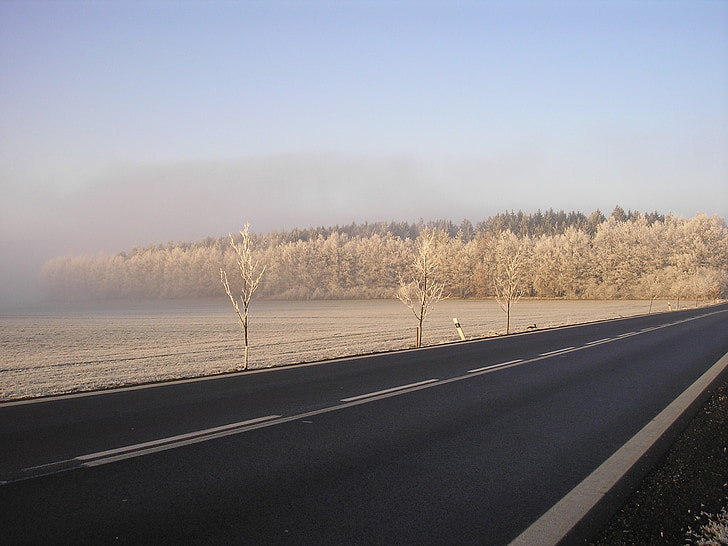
xmin=453 ymin=318 xmax=466 ymax=341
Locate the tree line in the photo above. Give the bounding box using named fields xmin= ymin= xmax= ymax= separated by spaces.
xmin=40 ymin=208 xmax=728 ymax=303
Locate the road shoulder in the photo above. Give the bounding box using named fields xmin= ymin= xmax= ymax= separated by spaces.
xmin=510 ymin=350 xmax=728 ymax=546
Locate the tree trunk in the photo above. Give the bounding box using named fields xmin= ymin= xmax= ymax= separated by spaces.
xmin=243 ymin=315 xmax=249 ymax=370
xmin=506 ymin=301 xmax=511 ymax=334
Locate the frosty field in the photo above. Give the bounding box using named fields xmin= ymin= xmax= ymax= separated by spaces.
xmin=0 ymin=299 xmax=674 ymax=401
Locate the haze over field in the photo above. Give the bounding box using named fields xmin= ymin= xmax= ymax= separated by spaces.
xmin=1 ymin=1 xmax=726 ymax=307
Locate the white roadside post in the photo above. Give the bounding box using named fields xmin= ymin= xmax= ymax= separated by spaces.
xmin=453 ymin=318 xmax=466 ymax=341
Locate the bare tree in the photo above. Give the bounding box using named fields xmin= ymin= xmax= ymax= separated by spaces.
xmin=493 ymin=231 xmax=528 ymax=334
xmin=396 ymin=227 xmax=447 ymax=348
xmin=220 ymin=224 xmax=266 ymax=370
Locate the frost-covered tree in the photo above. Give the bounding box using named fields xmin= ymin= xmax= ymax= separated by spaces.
xmin=493 ymin=230 xmax=529 ymax=334
xmin=39 ymin=211 xmax=728 ymax=303
xmin=220 ymin=224 xmax=266 ymax=370
xmin=396 ymin=227 xmax=448 ymax=348
xmin=440 ymin=229 xmax=474 ymax=298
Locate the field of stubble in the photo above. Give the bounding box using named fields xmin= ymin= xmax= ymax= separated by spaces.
xmin=1 ymin=298 xmax=673 ymax=401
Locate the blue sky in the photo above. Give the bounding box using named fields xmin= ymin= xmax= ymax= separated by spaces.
xmin=1 ymin=0 xmax=727 ymax=304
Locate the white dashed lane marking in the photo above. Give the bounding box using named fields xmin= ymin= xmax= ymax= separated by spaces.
xmin=341 ymin=379 xmax=439 ymax=402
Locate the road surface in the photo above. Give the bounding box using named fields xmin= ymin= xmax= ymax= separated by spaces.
xmin=2 ymin=303 xmax=727 ymax=544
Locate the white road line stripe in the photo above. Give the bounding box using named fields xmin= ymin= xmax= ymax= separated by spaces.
xmin=77 ymin=415 xmax=281 ymax=465
xmin=468 ymin=359 xmax=523 ymax=374
xmin=341 ymin=379 xmax=439 ymax=402
xmin=14 ymin=382 xmax=445 ymax=479
xmin=586 ymin=338 xmax=612 ymax=346
xmin=539 ymin=347 xmax=576 ymax=357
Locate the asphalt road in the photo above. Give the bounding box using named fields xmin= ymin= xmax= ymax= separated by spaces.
xmin=2 ymin=303 xmax=727 ymax=545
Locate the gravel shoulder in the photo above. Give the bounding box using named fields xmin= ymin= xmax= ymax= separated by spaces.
xmin=590 ymin=378 xmax=728 ymax=545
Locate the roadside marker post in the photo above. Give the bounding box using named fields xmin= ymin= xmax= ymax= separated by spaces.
xmin=453 ymin=318 xmax=466 ymax=341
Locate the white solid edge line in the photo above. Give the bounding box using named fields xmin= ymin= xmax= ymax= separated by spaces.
xmin=509 ymin=349 xmax=728 ymax=546
xmin=341 ymin=379 xmax=439 ymax=402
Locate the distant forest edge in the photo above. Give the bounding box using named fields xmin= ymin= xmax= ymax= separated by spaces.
xmin=41 ymin=207 xmax=728 ymax=302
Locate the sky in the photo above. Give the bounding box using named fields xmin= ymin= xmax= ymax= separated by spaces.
xmin=1 ymin=0 xmax=727 ymax=306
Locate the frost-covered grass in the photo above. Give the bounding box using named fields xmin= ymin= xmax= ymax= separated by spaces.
xmin=687 ymin=508 xmax=728 ymax=545
xmin=0 ymin=298 xmax=678 ymax=401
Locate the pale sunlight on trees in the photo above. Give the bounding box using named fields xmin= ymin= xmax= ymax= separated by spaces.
xmin=40 ymin=211 xmax=728 ymax=309
xmin=396 ymin=227 xmax=448 ymax=348
xmin=220 ymin=224 xmax=266 ymax=370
